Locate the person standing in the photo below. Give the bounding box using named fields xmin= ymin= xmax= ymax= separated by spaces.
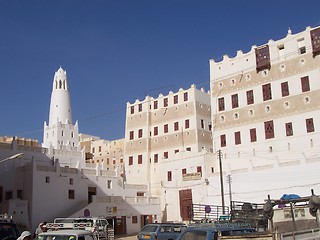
xmin=34 ymin=222 xmax=44 ymax=238
xmin=18 ymin=231 xmax=32 ymax=240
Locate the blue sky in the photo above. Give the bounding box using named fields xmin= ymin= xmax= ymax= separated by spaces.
xmin=1 ymin=0 xmax=320 ymax=143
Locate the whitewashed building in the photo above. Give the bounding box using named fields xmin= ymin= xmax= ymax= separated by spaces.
xmin=2 ymin=25 xmax=320 ymax=234
xmin=124 ymin=85 xmax=216 ymax=222
xmin=0 ymin=67 xmax=160 ymax=235
xmin=208 ymin=26 xmax=320 ymax=205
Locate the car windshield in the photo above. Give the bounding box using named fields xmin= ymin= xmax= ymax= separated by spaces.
xmin=140 ymin=225 xmax=158 ymax=232
xmin=0 ymin=223 xmax=20 ymax=240
xmin=74 ymin=220 xmax=93 ymax=224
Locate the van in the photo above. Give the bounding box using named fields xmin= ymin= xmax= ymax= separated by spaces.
xmin=137 ymin=223 xmax=187 ymax=240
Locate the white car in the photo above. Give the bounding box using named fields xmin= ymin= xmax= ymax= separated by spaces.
xmin=35 ymin=230 xmax=97 ymax=240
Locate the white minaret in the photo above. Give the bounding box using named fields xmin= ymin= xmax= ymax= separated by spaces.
xmin=49 ymin=67 xmax=72 ymax=126
xmin=43 ymin=67 xmax=79 ymax=150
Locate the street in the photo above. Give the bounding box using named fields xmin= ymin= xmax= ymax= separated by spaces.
xmin=115 ymin=234 xmax=137 ymax=240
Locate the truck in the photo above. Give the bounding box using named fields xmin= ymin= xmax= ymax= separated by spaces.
xmin=46 ymin=217 xmax=114 ymax=240
xmin=177 ymin=222 xmax=273 ymax=240
xmin=35 ymin=229 xmax=97 ymax=240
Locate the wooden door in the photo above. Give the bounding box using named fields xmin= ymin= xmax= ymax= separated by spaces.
xmin=179 ymin=189 xmax=193 ymax=221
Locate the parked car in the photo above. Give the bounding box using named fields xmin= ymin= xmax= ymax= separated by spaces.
xmin=0 ymin=217 xmax=20 ymax=240
xmin=35 ymin=229 xmax=97 ymax=240
xmin=137 ymin=223 xmax=187 ymax=240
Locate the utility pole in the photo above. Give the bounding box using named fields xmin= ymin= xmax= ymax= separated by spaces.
xmin=218 ymin=149 xmax=225 ymax=214
xmin=227 ymin=175 xmax=232 ymax=210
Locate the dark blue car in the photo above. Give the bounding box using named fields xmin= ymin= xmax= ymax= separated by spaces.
xmin=137 ymin=223 xmax=187 ymax=240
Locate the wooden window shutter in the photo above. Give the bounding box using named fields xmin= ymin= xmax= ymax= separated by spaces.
xmin=311 ymin=27 xmax=320 ymax=57
xmin=264 ymin=120 xmax=275 ymax=139
xmin=255 ymin=45 xmax=271 ymax=72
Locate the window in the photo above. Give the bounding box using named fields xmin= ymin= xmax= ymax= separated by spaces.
xmin=5 ymin=191 xmax=12 ymax=200
xmin=281 ymin=82 xmax=290 ymax=97
xmin=306 ymin=118 xmax=314 ymax=133
xmin=278 ymin=44 xmax=285 ymax=50
xmin=164 ymin=152 xmax=168 ymax=159
xmin=209 ymin=124 xmax=212 ymax=131
xmin=186 ymin=147 xmax=191 ymax=151
xmin=299 ymin=46 xmax=306 ymax=54
xmin=154 ymin=100 xmax=158 ymax=110
xmin=197 ymin=166 xmax=202 ymax=176
xmin=255 ymin=45 xmax=271 ymax=72
xmin=69 ymin=178 xmax=73 ymax=185
xmin=138 ymin=129 xmax=143 ymax=138
xmin=164 ymin=98 xmax=168 ymax=107
xmin=301 ymin=76 xmax=310 ymax=92
xmin=218 ymin=97 xmax=225 ymax=111
xmin=138 ymin=103 xmax=142 ymax=112
xmin=16 ymin=190 xmax=23 ymax=200
xmin=185 ymin=119 xmax=190 ymax=129
xmin=298 ymin=38 xmax=306 ymax=54
xmin=246 ymin=90 xmax=254 ymax=105
xmin=167 ymin=171 xmax=172 ymax=181
xmin=45 ymin=176 xmax=50 ymax=183
xmin=137 ymin=192 xmax=145 ymax=196
xmin=129 ymin=156 xmax=133 ymax=165
xmin=182 ymin=168 xmax=186 ymax=175
xmin=174 ymin=95 xmax=178 ymax=104
xmin=264 ymin=120 xmax=275 ymax=139
xmin=231 ymin=94 xmax=239 ymax=108
xmin=154 ymin=154 xmax=158 ymax=163
xmin=220 ymin=134 xmax=226 ymax=147
xmin=201 ymin=119 xmax=204 ymax=129
xmin=174 ymin=122 xmax=179 ymax=131
xmin=131 ymin=106 xmax=134 ymax=114
xmin=164 ymin=124 xmax=168 ymax=133
xmin=285 ymin=122 xmax=293 ymax=136
xmin=250 ymin=128 xmax=257 ymax=142
xmin=184 ymin=92 xmax=188 ymax=101
xmin=235 ymin=131 xmax=241 ymax=145
xmin=99 ymin=146 xmax=101 ymax=152
xmin=175 ymin=149 xmax=179 ymax=153
xmin=107 ymin=180 xmax=112 ymax=189
xmin=262 ymin=83 xmax=272 ymax=101
xmin=138 ymin=155 xmax=142 ymax=164
xmin=68 ymin=190 xmax=75 ymax=199
xmin=92 ymin=147 xmax=95 ymax=153
xmin=278 ymin=44 xmax=285 ymax=59
xmin=154 ymin=126 xmax=158 ymax=136
xmin=311 ymin=28 xmax=320 ymax=57
xmin=129 ymin=131 xmax=134 ymax=140
xmin=132 ymin=216 xmax=138 ymax=224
